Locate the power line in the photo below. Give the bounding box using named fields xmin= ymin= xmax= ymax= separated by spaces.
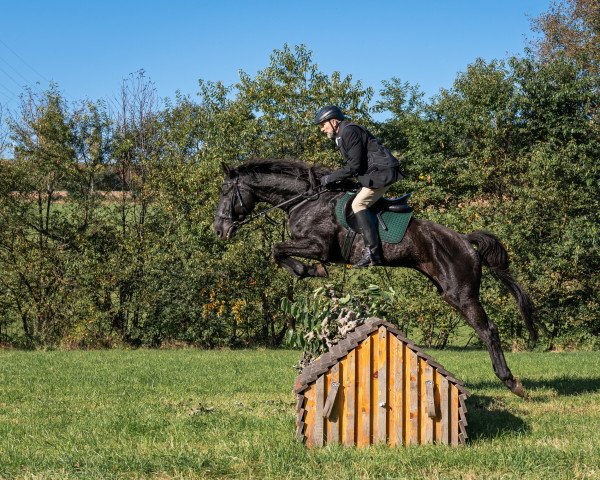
xmin=0 ymin=91 xmax=14 ymax=103
xmin=0 ymin=54 xmax=33 ymax=85
xmin=0 ymin=64 xmax=26 ymax=90
xmin=0 ymin=38 xmax=49 ymax=84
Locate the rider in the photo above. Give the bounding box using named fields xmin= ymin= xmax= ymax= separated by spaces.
xmin=316 ymin=105 xmax=403 ymax=267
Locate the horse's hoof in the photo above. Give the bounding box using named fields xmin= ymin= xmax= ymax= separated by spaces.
xmin=509 ymin=378 xmax=527 ymax=398
xmin=314 ymin=263 xmax=328 ymax=278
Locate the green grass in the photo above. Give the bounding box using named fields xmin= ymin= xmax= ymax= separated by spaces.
xmin=1 ymin=349 xmax=599 ymax=479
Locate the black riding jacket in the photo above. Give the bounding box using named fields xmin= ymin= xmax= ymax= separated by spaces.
xmin=326 ymin=121 xmax=403 ymax=188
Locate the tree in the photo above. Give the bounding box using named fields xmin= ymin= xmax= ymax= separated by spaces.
xmin=531 ymin=0 xmax=600 ymax=74
xmin=1 ymin=86 xmax=78 ymax=345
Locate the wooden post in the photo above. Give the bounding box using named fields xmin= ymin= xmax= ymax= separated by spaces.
xmin=451 ymin=384 xmax=459 ymax=446
xmin=434 ymin=370 xmax=442 ymax=442
xmin=377 ymin=326 xmax=387 ymax=444
xmin=296 ymin=394 xmax=305 ymax=441
xmin=315 ymin=374 xmax=325 ymax=447
xmin=305 ymin=384 xmax=315 ymax=447
xmin=459 ymin=393 xmax=469 ymax=444
xmin=325 ymin=364 xmax=340 ymax=445
xmin=424 ymin=365 xmax=435 ymax=444
xmin=393 ymin=337 xmax=404 ymax=446
xmin=358 ymin=336 xmax=371 ymax=446
xmin=409 ymin=350 xmax=419 ymax=445
xmin=440 ymin=376 xmax=450 ymax=445
xmin=344 ymin=350 xmax=356 ymax=446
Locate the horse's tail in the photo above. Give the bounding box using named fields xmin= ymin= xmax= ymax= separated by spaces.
xmin=468 ymin=230 xmax=537 ymax=345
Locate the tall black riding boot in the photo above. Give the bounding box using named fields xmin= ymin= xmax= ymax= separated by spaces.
xmin=353 ymin=209 xmax=384 ymax=268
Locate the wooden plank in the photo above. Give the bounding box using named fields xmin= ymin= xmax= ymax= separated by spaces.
xmin=305 ymin=384 xmax=315 ymax=447
xmin=387 ymin=331 xmax=395 ymax=447
xmin=324 ymin=379 xmax=340 ymax=418
xmin=344 ymin=350 xmax=356 ymax=446
xmin=326 ymin=364 xmax=340 ymax=445
xmin=393 ymin=336 xmax=404 ymax=446
xmin=424 ymin=365 xmax=435 ymax=444
xmin=459 ymin=419 xmax=468 ymax=440
xmin=440 ymin=376 xmax=450 ymax=445
xmin=404 ymin=343 xmax=411 ymax=445
xmin=371 ymin=331 xmax=378 ymax=443
xmin=358 ymin=335 xmax=371 ymax=446
xmin=458 ymin=395 xmax=468 ymax=443
xmin=315 ymin=374 xmax=325 ymax=447
xmin=419 ymin=358 xmax=425 ymax=444
xmin=296 ymin=421 xmax=305 ymax=441
xmin=377 ymin=326 xmax=387 ymax=444
xmin=337 ymin=360 xmax=345 ymax=442
xmin=459 ymin=394 xmax=468 ymax=416
xmin=296 ymin=393 xmax=306 ymax=442
xmin=434 ymin=371 xmax=442 ymax=442
xmin=451 ymin=384 xmax=459 ymax=446
xmin=409 ymin=349 xmax=419 ymax=445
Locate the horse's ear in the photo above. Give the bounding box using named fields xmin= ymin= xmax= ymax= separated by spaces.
xmin=221 ymin=162 xmax=231 ymax=175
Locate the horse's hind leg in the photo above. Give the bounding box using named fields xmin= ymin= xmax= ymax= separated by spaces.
xmin=444 ymin=289 xmax=525 ymax=397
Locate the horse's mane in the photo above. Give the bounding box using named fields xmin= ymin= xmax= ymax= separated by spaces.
xmin=234 ymin=158 xmax=358 ymax=190
xmin=236 ymin=158 xmax=331 ymax=181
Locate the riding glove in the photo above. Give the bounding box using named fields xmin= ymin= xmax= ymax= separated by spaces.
xmin=320 ymin=175 xmax=332 ymax=188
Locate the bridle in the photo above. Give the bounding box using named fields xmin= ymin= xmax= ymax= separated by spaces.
xmin=216 ymin=177 xmax=251 ymax=224
xmin=217 ymin=175 xmax=326 ymax=230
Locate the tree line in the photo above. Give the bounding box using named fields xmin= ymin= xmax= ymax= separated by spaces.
xmin=0 ymin=1 xmax=598 ymax=350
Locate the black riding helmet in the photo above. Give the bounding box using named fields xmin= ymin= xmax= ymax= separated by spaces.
xmin=315 ymin=105 xmax=345 ymax=125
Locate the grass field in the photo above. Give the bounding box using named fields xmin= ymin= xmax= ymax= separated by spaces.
xmin=0 ymin=348 xmax=599 ymax=479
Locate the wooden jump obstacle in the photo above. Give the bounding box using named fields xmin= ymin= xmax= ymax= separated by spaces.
xmin=294 ymin=317 xmax=470 ymax=447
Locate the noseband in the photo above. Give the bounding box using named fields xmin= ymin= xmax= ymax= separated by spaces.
xmin=217 ymin=177 xmax=249 ymax=223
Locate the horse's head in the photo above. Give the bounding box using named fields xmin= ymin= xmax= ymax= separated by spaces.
xmin=214 ymin=163 xmax=256 ymax=240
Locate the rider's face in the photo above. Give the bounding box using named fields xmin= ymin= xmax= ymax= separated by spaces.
xmin=319 ymin=120 xmax=338 ymax=139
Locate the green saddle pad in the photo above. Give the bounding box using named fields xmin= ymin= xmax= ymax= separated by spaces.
xmin=335 ymin=192 xmax=412 ymax=244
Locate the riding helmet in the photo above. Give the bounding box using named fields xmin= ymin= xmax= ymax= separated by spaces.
xmin=315 ymin=105 xmax=345 ymax=125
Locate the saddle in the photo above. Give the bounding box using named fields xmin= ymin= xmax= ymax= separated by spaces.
xmin=348 ymin=192 xmax=412 ymax=230
xmin=335 ymin=191 xmax=413 ymax=260
xmin=337 ymin=192 xmax=413 ymax=233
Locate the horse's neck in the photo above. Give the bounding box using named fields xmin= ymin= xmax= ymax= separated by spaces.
xmin=245 ymin=175 xmax=307 ymax=208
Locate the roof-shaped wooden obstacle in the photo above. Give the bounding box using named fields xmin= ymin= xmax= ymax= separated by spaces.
xmin=293 ymin=317 xmax=470 ymax=447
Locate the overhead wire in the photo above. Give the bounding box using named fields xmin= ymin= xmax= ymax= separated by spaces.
xmin=0 ymin=64 xmax=26 ymax=89
xmin=0 ymin=38 xmax=49 ymax=109
xmin=0 ymin=54 xmax=34 ymax=85
xmin=0 ymin=38 xmax=49 ymax=83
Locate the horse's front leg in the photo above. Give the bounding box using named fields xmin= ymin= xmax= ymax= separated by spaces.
xmin=272 ymin=238 xmax=329 ymax=278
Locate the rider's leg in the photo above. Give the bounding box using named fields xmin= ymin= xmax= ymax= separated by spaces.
xmin=351 ymin=186 xmax=389 ymax=267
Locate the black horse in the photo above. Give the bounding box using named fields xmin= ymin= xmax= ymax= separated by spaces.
xmin=214 ymin=159 xmax=536 ymax=397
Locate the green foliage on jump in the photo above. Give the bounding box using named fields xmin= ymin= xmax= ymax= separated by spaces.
xmin=282 ymin=284 xmax=398 ymax=357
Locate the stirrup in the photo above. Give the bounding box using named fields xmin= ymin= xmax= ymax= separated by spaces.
xmin=352 ymin=249 xmax=383 ymax=268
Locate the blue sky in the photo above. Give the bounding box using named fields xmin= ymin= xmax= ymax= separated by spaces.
xmin=0 ymin=1 xmax=551 ymax=110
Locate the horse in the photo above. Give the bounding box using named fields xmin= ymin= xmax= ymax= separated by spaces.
xmin=214 ymin=159 xmax=536 ymax=397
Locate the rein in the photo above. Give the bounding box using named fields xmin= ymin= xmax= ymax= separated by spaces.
xmin=218 ymin=172 xmax=326 ymax=230
xmin=234 ymin=188 xmax=324 ymax=228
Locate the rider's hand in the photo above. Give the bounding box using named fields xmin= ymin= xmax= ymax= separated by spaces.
xmin=320 ymin=175 xmax=332 ymax=188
